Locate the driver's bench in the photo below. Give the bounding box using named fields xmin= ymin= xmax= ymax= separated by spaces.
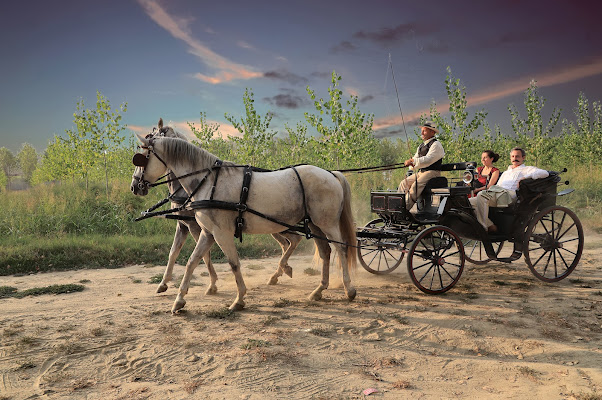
xmin=414 ymin=161 xmax=477 ymax=217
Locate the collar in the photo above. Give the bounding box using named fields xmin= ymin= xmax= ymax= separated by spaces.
xmin=422 ymin=137 xmax=436 ymax=144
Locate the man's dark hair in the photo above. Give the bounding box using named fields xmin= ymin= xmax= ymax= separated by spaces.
xmin=510 ymin=147 xmax=526 ymax=157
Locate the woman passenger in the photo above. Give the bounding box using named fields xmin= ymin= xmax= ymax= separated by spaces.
xmin=471 ymin=150 xmax=500 ymax=196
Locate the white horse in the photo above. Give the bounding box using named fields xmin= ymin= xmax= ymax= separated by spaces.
xmin=131 ymin=123 xmax=302 ymax=295
xmin=131 ymin=134 xmax=357 ymax=313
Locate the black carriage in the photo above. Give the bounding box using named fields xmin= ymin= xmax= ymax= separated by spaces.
xmin=356 ymin=162 xmax=584 ymax=294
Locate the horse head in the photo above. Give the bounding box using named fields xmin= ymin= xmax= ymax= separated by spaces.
xmin=130 ymin=132 xmax=170 ymax=196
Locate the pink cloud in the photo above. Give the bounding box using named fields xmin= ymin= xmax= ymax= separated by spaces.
xmin=137 ymin=0 xmax=262 ymax=84
xmin=375 ymin=56 xmax=602 ymax=132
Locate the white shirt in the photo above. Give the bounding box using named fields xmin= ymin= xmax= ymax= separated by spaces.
xmin=497 ymin=164 xmax=549 ymax=191
xmin=413 ymin=138 xmax=445 ymax=169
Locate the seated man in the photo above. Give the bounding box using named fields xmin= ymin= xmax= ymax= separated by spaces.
xmin=469 ymin=147 xmax=548 ymax=233
xmin=398 ymin=121 xmax=445 ymax=210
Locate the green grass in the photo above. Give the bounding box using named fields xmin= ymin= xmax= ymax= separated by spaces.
xmin=0 ymin=284 xmax=85 ymax=298
xmin=0 ymin=168 xmax=600 ymax=277
xmin=0 ymin=232 xmax=309 ymax=276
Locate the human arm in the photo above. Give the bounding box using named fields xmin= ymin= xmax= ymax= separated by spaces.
xmin=524 ymin=166 xmax=549 ymax=180
xmin=486 ymin=169 xmax=500 ymax=188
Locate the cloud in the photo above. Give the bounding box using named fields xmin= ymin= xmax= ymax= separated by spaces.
xmin=373 ymin=56 xmax=602 ymax=133
xmin=263 ymin=70 xmax=309 ymax=85
xmin=353 ymin=23 xmax=436 ymax=46
xmin=360 ymin=95 xmax=374 ymax=104
xmin=129 ymin=119 xmax=241 ymax=141
xmin=237 ymin=40 xmax=255 ymax=50
xmin=263 ymin=92 xmax=307 ymax=109
xmin=330 ymin=41 xmax=357 ymax=54
xmin=137 ymin=0 xmax=262 ymax=84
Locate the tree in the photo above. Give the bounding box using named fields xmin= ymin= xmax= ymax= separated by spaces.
xmin=0 ymin=147 xmax=17 ymax=190
xmin=426 ymin=67 xmax=488 ymax=162
xmin=224 ymin=88 xmax=277 ymax=168
xmin=0 ymin=168 xmax=7 ymax=191
xmin=34 ymin=91 xmax=128 ymax=185
xmin=305 ymin=71 xmax=378 ymax=169
xmin=561 ymin=92 xmax=602 ymax=168
xmin=17 ymin=143 xmax=39 ymax=184
xmin=508 ymin=80 xmax=560 ymax=167
xmin=188 ymin=112 xmax=233 ymax=160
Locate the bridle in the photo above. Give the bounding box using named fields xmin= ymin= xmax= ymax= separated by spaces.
xmin=132 ymin=129 xmax=170 ymax=191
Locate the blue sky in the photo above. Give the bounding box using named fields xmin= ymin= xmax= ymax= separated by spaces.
xmin=1 ymin=0 xmax=601 ymax=154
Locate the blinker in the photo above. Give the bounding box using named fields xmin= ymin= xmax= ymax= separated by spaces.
xmin=132 ymin=153 xmax=148 ymax=167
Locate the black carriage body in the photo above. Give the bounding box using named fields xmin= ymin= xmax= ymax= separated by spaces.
xmin=358 ymin=165 xmax=582 ymax=292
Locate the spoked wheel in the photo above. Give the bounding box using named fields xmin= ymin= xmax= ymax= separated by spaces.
xmin=407 ymin=225 xmax=465 ymax=294
xmin=463 ymin=239 xmax=504 ymax=265
xmin=524 ymin=206 xmax=584 ymax=282
xmin=357 ymin=219 xmax=404 ymax=274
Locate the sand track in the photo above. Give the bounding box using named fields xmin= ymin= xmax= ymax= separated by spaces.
xmin=1 ymin=236 xmax=601 ymax=399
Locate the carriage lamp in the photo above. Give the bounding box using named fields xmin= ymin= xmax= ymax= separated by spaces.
xmin=462 ymin=165 xmax=476 ymax=185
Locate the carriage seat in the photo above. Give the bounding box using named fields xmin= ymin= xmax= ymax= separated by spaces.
xmin=488 ymin=171 xmax=561 ymax=233
xmin=417 ymin=161 xmax=478 ymax=212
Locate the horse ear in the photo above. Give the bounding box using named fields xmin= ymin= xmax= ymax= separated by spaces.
xmin=136 ymin=133 xmax=150 ymax=146
xmin=158 ymin=118 xmax=163 ymax=130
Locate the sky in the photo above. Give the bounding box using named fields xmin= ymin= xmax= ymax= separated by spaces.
xmin=1 ymin=0 xmax=602 ymax=155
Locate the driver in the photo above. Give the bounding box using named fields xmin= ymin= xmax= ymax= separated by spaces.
xmin=397 ymin=121 xmax=445 ymax=210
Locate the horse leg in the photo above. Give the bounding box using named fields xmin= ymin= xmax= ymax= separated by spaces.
xmin=267 ymin=232 xmax=298 ymax=285
xmin=321 ymin=227 xmax=356 ymax=301
xmin=157 ymin=221 xmax=189 ymax=293
xmin=188 ymin=224 xmax=218 ymax=295
xmin=172 ymin=230 xmax=215 ymax=313
xmin=279 ymin=232 xmax=301 ymax=278
xmin=213 ymin=232 xmax=247 ymax=311
xmin=308 ymin=224 xmax=331 ymax=301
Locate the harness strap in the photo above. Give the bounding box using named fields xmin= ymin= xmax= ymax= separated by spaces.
xmin=291 ymin=166 xmax=312 ymax=239
xmin=209 ymin=160 xmax=223 ymax=200
xmin=235 ymin=166 xmax=253 ymax=242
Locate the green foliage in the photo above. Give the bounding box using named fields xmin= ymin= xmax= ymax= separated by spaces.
xmin=305 ymin=71 xmax=379 ymax=169
xmin=561 ymin=92 xmax=602 ymax=168
xmin=34 ymin=91 xmax=127 ymax=185
xmin=0 ymin=147 xmax=17 ymax=189
xmin=224 ymin=88 xmax=277 ymax=168
xmin=427 ymin=67 xmax=488 ymax=162
xmin=188 ymin=111 xmax=234 ymax=160
xmin=16 ymin=143 xmax=38 ymax=184
xmin=508 ymin=80 xmax=561 ymax=167
xmin=0 ymin=169 xmax=7 ymax=191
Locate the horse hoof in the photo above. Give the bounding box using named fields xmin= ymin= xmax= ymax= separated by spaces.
xmin=156 ymin=283 xmax=168 ymax=293
xmin=229 ymin=302 xmax=245 ymax=311
xmin=267 ymin=276 xmax=279 ymax=285
xmin=309 ymin=291 xmax=322 ymax=301
xmin=171 ymin=299 xmax=186 ymax=314
xmin=347 ymin=288 xmax=357 ymax=302
xmin=205 ymin=286 xmax=218 ymax=295
xmin=283 ymin=265 xmax=293 ymax=278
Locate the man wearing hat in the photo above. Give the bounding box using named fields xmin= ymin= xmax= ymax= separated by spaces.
xmin=397 ymin=121 xmax=445 ymax=210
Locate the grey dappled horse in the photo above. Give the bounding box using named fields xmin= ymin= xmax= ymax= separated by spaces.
xmin=131 ymin=123 xmax=302 ymax=296
xmin=131 ymin=133 xmax=357 ymax=313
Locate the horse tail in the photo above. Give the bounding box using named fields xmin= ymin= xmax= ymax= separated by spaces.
xmin=332 ymin=171 xmax=357 ymax=271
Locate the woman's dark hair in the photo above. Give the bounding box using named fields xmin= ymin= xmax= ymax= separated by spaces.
xmin=483 ymin=150 xmax=499 ymax=163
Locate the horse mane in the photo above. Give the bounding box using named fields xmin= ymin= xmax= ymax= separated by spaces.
xmin=161 ymin=126 xmax=189 ymax=141
xmin=159 ymin=137 xmax=219 ymax=169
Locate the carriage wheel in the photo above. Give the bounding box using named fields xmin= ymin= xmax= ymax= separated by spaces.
xmin=357 ymin=219 xmax=404 ymax=274
xmin=463 ymin=239 xmax=504 ymax=265
xmin=524 ymin=206 xmax=583 ymax=282
xmin=407 ymin=225 xmax=465 ymax=294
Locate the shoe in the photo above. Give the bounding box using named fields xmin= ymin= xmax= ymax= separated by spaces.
xmin=487 ymin=225 xmax=498 ymax=233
